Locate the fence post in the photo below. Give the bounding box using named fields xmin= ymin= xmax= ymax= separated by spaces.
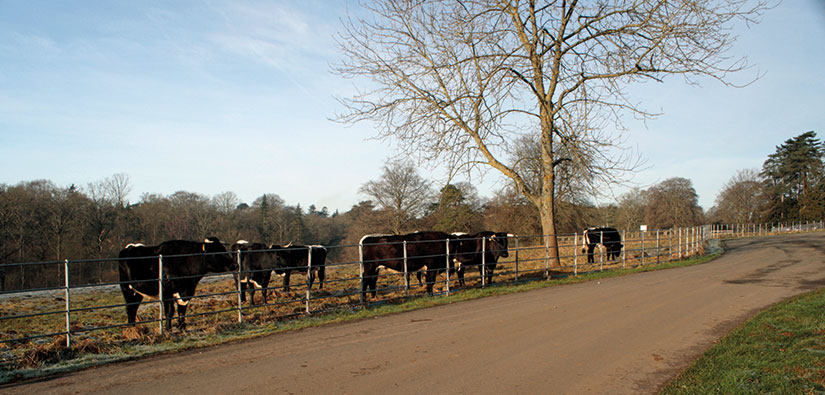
xmin=599 ymin=231 xmax=604 ymax=271
xmin=358 ymin=242 xmax=365 ymax=306
xmin=64 ymin=259 xmax=71 ymax=348
xmin=403 ymin=241 xmax=409 ymax=297
xmin=445 ymin=239 xmax=451 ymax=296
xmin=481 ymin=236 xmax=487 ymax=287
xmin=544 ymin=235 xmax=550 ymax=279
xmin=514 ymin=237 xmax=520 ymax=283
xmin=574 ymin=232 xmax=578 ymax=276
xmin=641 ymin=231 xmax=645 ymax=266
xmin=305 ymin=247 xmax=312 ymax=314
xmin=158 ymin=255 xmax=164 ymax=335
xmin=236 ymin=249 xmax=243 ymax=323
xmin=678 ymin=228 xmax=682 ymax=258
xmin=656 ymin=230 xmax=660 ymax=265
xmin=621 ymin=230 xmax=626 ymax=269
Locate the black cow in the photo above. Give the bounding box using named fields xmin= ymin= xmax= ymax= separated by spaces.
xmin=232 ymin=242 xmax=327 ymax=304
xmin=360 ymin=231 xmax=456 ymax=298
xmin=118 ymin=237 xmax=237 ymax=330
xmin=453 ymin=231 xmax=510 ymax=287
xmin=231 ymin=241 xmax=279 ymax=305
xmin=581 ymin=227 xmax=623 ymax=263
xmin=269 ymin=244 xmax=327 ymax=293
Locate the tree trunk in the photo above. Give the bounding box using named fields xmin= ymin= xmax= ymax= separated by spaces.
xmin=540 ymin=115 xmax=561 ymax=267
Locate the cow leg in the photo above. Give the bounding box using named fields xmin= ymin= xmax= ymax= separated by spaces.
xmin=163 ymin=294 xmax=175 ymax=331
xmin=486 ymin=265 xmax=495 ymax=284
xmin=283 ymin=271 xmax=292 ymax=293
xmin=261 ymin=272 xmax=272 ymax=305
xmin=416 ymin=270 xmax=424 ymax=286
xmin=587 ymin=244 xmax=596 ymax=264
xmin=457 ymin=267 xmax=465 ymax=288
xmin=318 ymin=265 xmax=325 ymax=290
xmin=424 ymin=269 xmax=437 ymax=295
xmin=175 ymin=289 xmax=194 ymax=331
xmin=120 ymin=285 xmax=143 ymax=324
xmin=308 ymin=268 xmax=316 ymax=290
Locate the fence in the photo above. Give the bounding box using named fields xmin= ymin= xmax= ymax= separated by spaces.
xmin=2 ymin=222 xmax=820 ymax=357
xmin=1 ymin=227 xmax=708 ymax=350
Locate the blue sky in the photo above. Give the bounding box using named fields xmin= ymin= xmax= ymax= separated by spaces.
xmin=1 ymin=1 xmax=823 ymax=212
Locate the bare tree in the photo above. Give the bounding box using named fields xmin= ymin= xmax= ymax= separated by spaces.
xmin=360 ymin=159 xmax=433 ymax=234
xmin=335 ymin=0 xmax=768 ymax=265
xmin=104 ymin=173 xmax=132 ymax=208
xmin=712 ymin=168 xmax=763 ymax=223
xmin=645 ymin=177 xmax=703 ymax=229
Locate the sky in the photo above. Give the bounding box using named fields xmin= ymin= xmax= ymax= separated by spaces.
xmin=1 ymin=1 xmax=824 ymax=213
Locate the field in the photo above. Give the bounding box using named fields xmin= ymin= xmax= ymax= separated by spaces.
xmin=0 ymin=231 xmax=702 ymax=382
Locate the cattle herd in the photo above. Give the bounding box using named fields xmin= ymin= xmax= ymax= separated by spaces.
xmin=117 ymin=228 xmax=621 ymax=331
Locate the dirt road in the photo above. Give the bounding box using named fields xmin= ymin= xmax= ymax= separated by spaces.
xmin=5 ymin=233 xmax=825 ymax=394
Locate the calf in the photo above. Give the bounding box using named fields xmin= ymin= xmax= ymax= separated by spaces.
xmin=118 ymin=237 xmax=237 ymax=330
xmin=453 ymin=231 xmax=510 ymax=287
xmin=231 ymin=241 xmax=279 ymax=305
xmin=270 ymin=244 xmax=327 ymax=292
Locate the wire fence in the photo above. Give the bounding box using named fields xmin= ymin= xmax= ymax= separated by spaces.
xmin=1 ymin=222 xmax=821 ymax=357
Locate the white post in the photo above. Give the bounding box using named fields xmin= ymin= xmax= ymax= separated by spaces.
xmin=678 ymin=228 xmax=682 ymax=258
xmin=514 ymin=237 xmax=520 ymax=283
xmin=641 ymin=230 xmax=645 ymax=266
xmin=481 ymin=236 xmax=487 ymax=287
xmin=158 ymin=255 xmax=164 ymax=334
xmin=621 ymin=230 xmax=626 ymax=269
xmin=358 ymin=242 xmax=365 ymax=306
xmin=656 ymin=230 xmax=660 ymax=265
xmin=574 ymin=232 xmax=578 ymax=276
xmin=403 ymin=241 xmax=409 ymax=297
xmin=599 ymin=231 xmax=604 ymax=271
xmin=445 ymin=239 xmax=451 ymax=296
xmin=236 ymin=249 xmax=243 ymax=323
xmin=544 ymin=235 xmax=550 ymax=279
xmin=305 ymin=247 xmax=312 ymax=314
xmin=64 ymin=259 xmax=71 ymax=348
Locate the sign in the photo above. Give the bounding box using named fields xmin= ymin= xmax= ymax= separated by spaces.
xmin=640 ymin=225 xmax=648 ymax=232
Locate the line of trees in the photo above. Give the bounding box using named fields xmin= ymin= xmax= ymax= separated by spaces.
xmin=709 ymin=131 xmax=825 ymax=224
xmin=3 ymin=130 xmax=818 ymax=290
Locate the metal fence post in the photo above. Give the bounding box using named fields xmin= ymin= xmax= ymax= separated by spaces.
xmin=403 ymin=241 xmax=409 ymax=297
xmin=481 ymin=235 xmax=487 ymax=287
xmin=599 ymin=231 xmax=604 ymax=271
xmin=678 ymin=228 xmax=682 ymax=258
xmin=358 ymin=242 xmax=365 ymax=306
xmin=514 ymin=237 xmax=520 ymax=283
xmin=64 ymin=259 xmax=71 ymax=348
xmin=236 ymin=249 xmax=243 ymax=323
xmin=641 ymin=230 xmax=645 ymax=266
xmin=656 ymin=230 xmax=660 ymax=265
xmin=158 ymin=254 xmax=164 ymax=335
xmin=544 ymin=235 xmax=550 ymax=279
xmin=621 ymin=230 xmax=626 ymax=269
xmin=445 ymin=239 xmax=450 ymax=296
xmin=306 ymin=247 xmax=312 ymax=314
xmin=574 ymin=232 xmax=578 ymax=275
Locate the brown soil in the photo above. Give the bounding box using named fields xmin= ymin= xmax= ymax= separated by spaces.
xmin=4 ymin=233 xmax=824 ymax=394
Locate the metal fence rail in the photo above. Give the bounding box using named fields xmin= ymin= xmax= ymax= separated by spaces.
xmin=1 ymin=223 xmax=820 ymax=353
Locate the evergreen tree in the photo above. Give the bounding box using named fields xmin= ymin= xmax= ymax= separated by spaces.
xmin=761 ymin=131 xmax=824 ymax=221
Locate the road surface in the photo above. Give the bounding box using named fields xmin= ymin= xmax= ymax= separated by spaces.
xmin=4 ymin=233 xmax=825 ymax=394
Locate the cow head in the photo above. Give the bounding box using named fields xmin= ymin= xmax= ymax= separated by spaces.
xmin=203 ymin=237 xmax=238 ymax=272
xmin=486 ymin=232 xmax=510 ymax=259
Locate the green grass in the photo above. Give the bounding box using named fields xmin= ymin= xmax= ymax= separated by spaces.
xmin=663 ymin=287 xmax=825 ymax=394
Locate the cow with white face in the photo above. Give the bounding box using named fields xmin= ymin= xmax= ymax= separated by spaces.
xmin=118 ymin=237 xmax=237 ymax=330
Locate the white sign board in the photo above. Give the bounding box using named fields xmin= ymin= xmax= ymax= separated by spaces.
xmin=640 ymin=225 xmax=648 ymax=232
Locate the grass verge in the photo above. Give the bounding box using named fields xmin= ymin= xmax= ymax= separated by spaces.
xmin=1 ymin=250 xmax=720 ymax=385
xmin=662 ymin=287 xmax=825 ymax=394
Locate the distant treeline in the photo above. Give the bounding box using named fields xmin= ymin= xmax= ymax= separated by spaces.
xmin=3 ymin=130 xmax=821 ymax=291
